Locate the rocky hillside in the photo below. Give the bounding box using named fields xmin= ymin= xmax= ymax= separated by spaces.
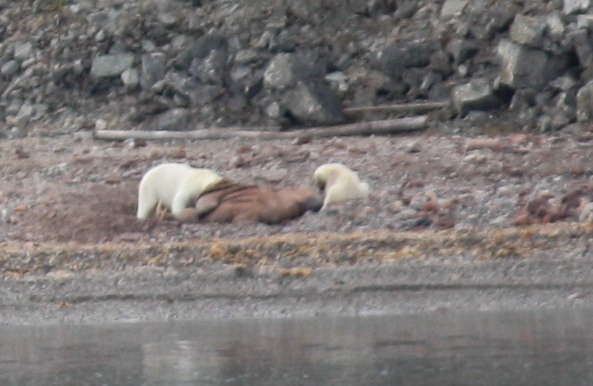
xmin=1 ymin=0 xmax=593 ymax=137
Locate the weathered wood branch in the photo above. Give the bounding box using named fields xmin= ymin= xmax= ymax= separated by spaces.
xmin=93 ymin=116 xmax=429 ymax=141
xmin=343 ymin=101 xmax=450 ymax=117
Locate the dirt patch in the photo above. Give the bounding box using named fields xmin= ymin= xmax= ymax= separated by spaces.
xmin=20 ymin=182 xmax=144 ymax=243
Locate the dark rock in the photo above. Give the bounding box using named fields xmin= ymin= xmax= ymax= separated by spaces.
xmin=576 ymin=80 xmax=593 ymax=121
xmin=427 ymin=51 xmax=453 ymax=76
xmin=282 ymin=81 xmax=344 ymax=126
xmin=472 ymin=9 xmax=516 ymax=40
xmin=157 ymin=12 xmax=178 ymax=27
xmin=576 ymin=14 xmax=593 ymax=29
xmin=570 ymin=29 xmax=593 ymax=69
xmin=188 ymin=48 xmax=228 ymax=85
xmin=285 ymin=0 xmax=322 ymax=22
xmin=496 ymin=40 xmax=570 ymax=90
xmin=232 ymin=70 xmax=264 ymax=100
xmin=550 ymin=75 xmax=578 ymax=91
xmin=189 ymin=85 xmax=222 ymax=106
xmin=163 ymin=72 xmax=197 ymax=99
xmin=546 ymin=12 xmax=565 ymax=40
xmin=121 ymin=68 xmax=139 ymax=89
xmin=1 ymin=60 xmax=18 ymax=77
xmin=509 ymin=88 xmax=538 ymax=111
xmin=554 ymin=89 xmax=577 ymax=119
xmin=510 ymin=15 xmax=547 ymax=48
xmin=446 ymin=39 xmax=479 ymax=65
xmin=563 ymin=0 xmax=590 ymax=15
xmin=263 ymin=53 xmax=297 ymax=90
xmin=375 ymin=40 xmax=440 ymax=79
xmin=174 ymin=33 xmax=228 ymax=71
xmin=452 ymin=78 xmax=502 ymax=115
xmin=550 ymin=110 xmax=571 ymax=129
xmin=154 ymin=108 xmax=190 ymax=131
xmin=234 ymin=49 xmax=261 ymax=65
xmin=140 ymin=53 xmax=166 ymax=91
xmin=90 ymin=54 xmax=134 ymax=78
xmin=441 ymin=0 xmax=470 ymax=18
xmin=420 ymin=71 xmax=443 ymax=96
xmin=13 ymin=42 xmax=33 ymax=61
xmin=291 ymin=49 xmax=332 ymax=80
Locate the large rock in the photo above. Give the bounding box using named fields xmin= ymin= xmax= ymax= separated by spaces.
xmin=174 ymin=33 xmax=228 ymax=71
xmin=13 ymin=42 xmax=33 ymax=61
xmin=1 ymin=60 xmax=19 ymax=77
xmin=576 ymin=80 xmax=593 ymax=121
xmin=510 ymin=15 xmax=547 ymax=48
xmin=496 ymin=40 xmax=569 ymax=90
xmin=121 ymin=68 xmax=139 ymax=89
xmin=452 ymin=79 xmax=501 ymax=115
xmin=281 ymin=81 xmax=344 ymax=126
xmin=375 ymin=40 xmax=440 ymax=79
xmin=90 ymin=54 xmax=134 ymax=78
xmin=570 ymin=30 xmax=593 ymax=70
xmin=140 ymin=53 xmax=166 ymax=90
xmin=188 ymin=48 xmax=228 ymax=85
xmin=563 ymin=0 xmax=590 ymax=15
xmin=446 ymin=39 xmax=479 ymax=65
xmin=263 ymin=53 xmax=297 ymax=90
xmin=440 ymin=0 xmax=470 ymax=18
xmin=154 ymin=108 xmax=190 ymax=131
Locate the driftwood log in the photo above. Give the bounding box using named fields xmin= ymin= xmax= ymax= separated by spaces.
xmin=343 ymin=101 xmax=449 ymax=117
xmin=93 ymin=116 xmax=429 ymax=142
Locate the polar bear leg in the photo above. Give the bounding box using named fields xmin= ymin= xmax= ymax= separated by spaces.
xmin=320 ymin=185 xmax=337 ymax=211
xmin=137 ymin=188 xmax=159 ymax=221
xmin=171 ymin=190 xmax=199 ymax=223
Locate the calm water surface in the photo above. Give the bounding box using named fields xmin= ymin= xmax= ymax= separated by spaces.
xmin=1 ymin=308 xmax=593 ymax=385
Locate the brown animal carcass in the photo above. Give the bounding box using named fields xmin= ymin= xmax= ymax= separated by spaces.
xmin=195 ymin=179 xmax=323 ymax=224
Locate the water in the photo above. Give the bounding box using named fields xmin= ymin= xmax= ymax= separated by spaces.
xmin=1 ymin=308 xmax=593 ymax=386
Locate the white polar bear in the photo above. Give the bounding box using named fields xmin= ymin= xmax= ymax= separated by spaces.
xmin=313 ymin=163 xmax=370 ymax=209
xmin=136 ymin=163 xmax=223 ymax=222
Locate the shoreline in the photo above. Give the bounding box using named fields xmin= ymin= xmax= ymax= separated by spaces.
xmin=2 ymin=224 xmax=593 ymax=325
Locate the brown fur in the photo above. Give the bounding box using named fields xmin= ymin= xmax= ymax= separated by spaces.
xmin=195 ymin=179 xmax=323 ymax=224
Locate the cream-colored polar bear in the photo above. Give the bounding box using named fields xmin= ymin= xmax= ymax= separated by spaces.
xmin=137 ymin=163 xmax=223 ymax=222
xmin=313 ymin=163 xmax=370 ymax=209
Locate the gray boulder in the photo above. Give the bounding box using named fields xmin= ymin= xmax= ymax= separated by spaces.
xmin=375 ymin=39 xmax=440 ymax=79
xmin=440 ymin=0 xmax=470 ymax=18
xmin=576 ymin=80 xmax=593 ymax=121
xmin=510 ymin=15 xmax=547 ymax=48
xmin=154 ymin=108 xmax=190 ymax=131
xmin=563 ymin=0 xmax=590 ymax=15
xmin=452 ymin=79 xmax=501 ymax=115
xmin=496 ymin=40 xmax=569 ymax=90
xmin=188 ymin=48 xmax=228 ymax=85
xmin=140 ymin=53 xmax=166 ymax=91
xmin=282 ymin=81 xmax=344 ymax=126
xmin=263 ymin=53 xmax=297 ymax=90
xmin=13 ymin=42 xmax=33 ymax=61
xmin=446 ymin=39 xmax=479 ymax=65
xmin=174 ymin=33 xmax=228 ymax=71
xmin=91 ymin=54 xmax=134 ymax=78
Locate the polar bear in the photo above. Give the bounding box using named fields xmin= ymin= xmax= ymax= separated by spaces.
xmin=136 ymin=163 xmax=223 ymax=222
xmin=313 ymin=163 xmax=370 ymax=209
